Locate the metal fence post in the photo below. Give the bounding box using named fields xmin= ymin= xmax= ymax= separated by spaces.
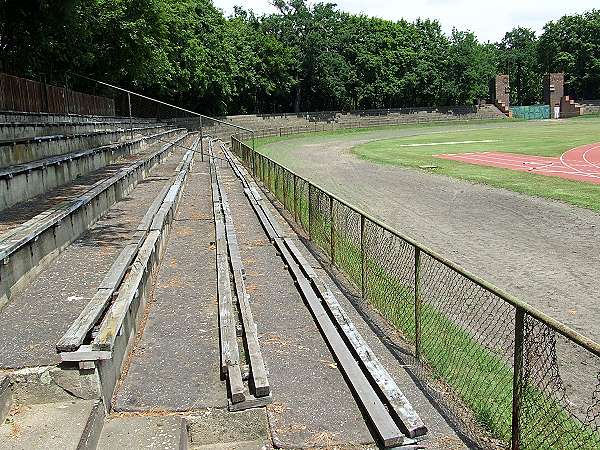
xmin=199 ymin=116 xmax=204 ymax=162
xmin=511 ymin=308 xmax=526 ymax=450
xmin=329 ymin=195 xmax=335 ymax=264
xmin=283 ymin=169 xmax=288 ymax=209
xmin=361 ymin=215 xmax=367 ymax=300
xmin=308 ymin=184 xmax=313 ymax=239
xmin=293 ymin=174 xmax=298 ymax=223
xmin=414 ymin=247 xmax=422 ymax=360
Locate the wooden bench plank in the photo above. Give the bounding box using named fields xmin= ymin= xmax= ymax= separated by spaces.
xmin=93 ymin=230 xmax=160 ymax=351
xmin=214 ymin=156 xmax=270 ymax=398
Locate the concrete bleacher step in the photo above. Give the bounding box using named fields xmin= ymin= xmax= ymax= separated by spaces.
xmin=0 ymin=111 xmax=157 ymax=125
xmin=0 ymin=132 xmax=187 ymax=316
xmin=0 ymin=399 xmax=101 ymax=450
xmin=0 ymin=120 xmax=162 ymax=142
xmin=97 ymin=415 xmax=188 ymax=449
xmin=0 ymin=138 xmax=195 ymax=371
xmin=0 ymin=127 xmax=184 ymax=212
xmin=0 ymin=132 xmax=185 ymax=236
xmin=110 ymin=146 xmax=226 ymax=413
xmin=0 ymin=123 xmax=168 ymax=168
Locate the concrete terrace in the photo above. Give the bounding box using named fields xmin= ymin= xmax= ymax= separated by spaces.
xmin=0 ymin=110 xmax=480 ymax=449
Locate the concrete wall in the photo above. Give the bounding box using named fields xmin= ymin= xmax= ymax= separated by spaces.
xmin=0 ymin=133 xmax=186 ymax=310
xmin=544 ymin=73 xmax=564 ymax=108
xmin=223 ymin=104 xmax=506 ymax=133
xmin=491 ymin=75 xmax=510 ymax=109
xmin=581 ymin=100 xmax=600 ymax=115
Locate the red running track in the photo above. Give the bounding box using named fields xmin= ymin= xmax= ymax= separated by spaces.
xmin=434 ymin=142 xmax=600 ymax=184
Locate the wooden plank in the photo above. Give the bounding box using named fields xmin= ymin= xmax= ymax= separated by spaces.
xmin=276 ymin=241 xmax=406 ymax=447
xmin=295 ymin=254 xmax=427 ymax=437
xmin=57 ymin=237 xmax=143 ymax=352
xmin=98 ymin=243 xmax=141 ymax=291
xmin=56 ymin=146 xmax=195 ymax=354
xmin=228 ymin=393 xmax=273 ymax=412
xmin=210 ymin=153 xmax=242 ymax=382
xmin=228 ymin=364 xmax=246 ymax=404
xmin=93 ymin=231 xmax=160 ymax=351
xmin=56 ymin=288 xmax=114 ymax=352
xmin=227 ymin=137 xmax=426 ymax=437
xmin=59 ymin=344 xmax=112 ymax=362
xmin=214 ymin=159 xmax=270 ymax=398
xmin=137 ymin=184 xmax=171 ymax=232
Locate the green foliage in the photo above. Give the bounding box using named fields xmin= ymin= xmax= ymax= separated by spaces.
xmin=498 ymin=27 xmax=541 ymax=105
xmin=2 ymin=1 xmax=600 ymax=113
xmin=538 ymin=10 xmax=600 ymax=100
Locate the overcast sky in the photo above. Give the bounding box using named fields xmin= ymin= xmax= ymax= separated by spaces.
xmin=213 ymin=0 xmax=598 ymax=42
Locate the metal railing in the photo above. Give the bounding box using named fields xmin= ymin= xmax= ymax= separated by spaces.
xmin=231 ymin=136 xmax=600 ymax=450
xmin=0 ymin=73 xmax=115 ymax=116
xmin=61 ymin=74 xmax=256 ymax=159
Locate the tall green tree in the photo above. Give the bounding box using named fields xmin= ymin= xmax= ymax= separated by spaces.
xmin=498 ymin=27 xmax=541 ymax=105
xmin=538 ymin=10 xmax=600 ymax=99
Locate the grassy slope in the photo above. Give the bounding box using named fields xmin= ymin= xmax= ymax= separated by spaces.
xmin=351 ymin=116 xmax=600 ymax=212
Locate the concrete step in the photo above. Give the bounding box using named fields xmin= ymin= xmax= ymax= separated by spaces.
xmin=0 ymin=142 xmax=192 ymax=369
xmin=0 ymin=134 xmax=177 ymax=236
xmin=0 ymin=376 xmax=12 ymax=424
xmin=0 ymin=399 xmax=99 ymax=450
xmin=187 ymin=409 xmax=269 ymax=449
xmin=0 ymin=123 xmax=168 ymax=169
xmin=0 ymin=127 xmax=184 ymax=211
xmin=97 ymin=415 xmax=188 ymax=450
xmin=0 ymin=120 xmax=162 ymax=142
xmin=0 ymin=111 xmax=158 ymax=125
xmin=0 ymin=131 xmax=187 ymax=313
xmin=112 ymin=158 xmax=225 ymax=412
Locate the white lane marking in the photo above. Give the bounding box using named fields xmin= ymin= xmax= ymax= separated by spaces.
xmin=582 ymin=145 xmax=600 ymax=171
xmin=560 ymin=145 xmax=600 ymax=180
xmin=397 ymin=139 xmax=500 ymax=147
xmin=446 ymin=154 xmax=600 ymax=177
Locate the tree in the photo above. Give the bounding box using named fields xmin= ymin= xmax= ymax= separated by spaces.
xmin=538 ymin=10 xmax=600 ymax=100
xmin=498 ymin=27 xmax=541 ymax=105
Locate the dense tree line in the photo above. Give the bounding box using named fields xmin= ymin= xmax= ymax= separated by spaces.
xmin=1 ymin=0 xmax=600 ymax=115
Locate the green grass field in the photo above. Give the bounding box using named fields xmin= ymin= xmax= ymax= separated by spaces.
xmin=351 ymin=115 xmax=600 ymax=211
xmin=255 ymin=116 xmax=600 ymax=212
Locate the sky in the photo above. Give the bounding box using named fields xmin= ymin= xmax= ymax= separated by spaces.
xmin=212 ymin=0 xmax=598 ymax=42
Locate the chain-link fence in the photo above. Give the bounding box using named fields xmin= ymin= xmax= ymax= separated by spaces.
xmin=231 ymin=136 xmax=600 ymax=450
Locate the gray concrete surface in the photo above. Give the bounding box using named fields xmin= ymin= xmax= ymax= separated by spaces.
xmin=113 ymin=159 xmax=226 ymax=412
xmin=0 ymin=148 xmax=189 ymax=369
xmin=0 ymin=127 xmax=182 ymax=211
xmin=0 ymin=138 xmax=168 ymax=235
xmin=187 ymin=408 xmax=269 ymax=449
xmin=98 ymin=415 xmax=187 ymax=449
xmin=0 ymin=399 xmax=96 ymax=450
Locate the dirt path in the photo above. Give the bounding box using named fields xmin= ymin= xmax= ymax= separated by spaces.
xmin=260 ymin=127 xmax=600 ymax=343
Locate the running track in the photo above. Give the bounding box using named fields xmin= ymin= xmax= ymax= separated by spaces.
xmin=434 ymin=142 xmax=600 ymax=184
